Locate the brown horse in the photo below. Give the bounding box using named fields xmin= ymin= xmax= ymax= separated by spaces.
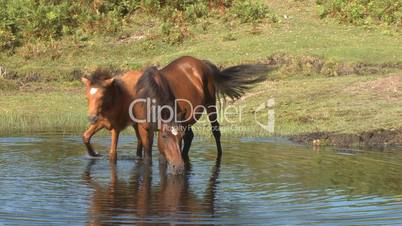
xmin=81 ymin=69 xmax=144 ymax=161
xmin=134 ymin=56 xmax=273 ymax=174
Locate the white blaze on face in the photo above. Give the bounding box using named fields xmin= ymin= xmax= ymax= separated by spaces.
xmin=171 ymin=126 xmax=178 ymax=136
xmin=89 ymin=87 xmax=98 ymax=95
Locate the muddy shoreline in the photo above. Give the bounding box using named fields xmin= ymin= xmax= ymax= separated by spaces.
xmin=290 ymin=128 xmax=402 ymax=148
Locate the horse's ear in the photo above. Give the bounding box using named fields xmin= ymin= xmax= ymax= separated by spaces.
xmin=103 ymin=77 xmax=115 ymax=87
xmin=81 ymin=77 xmax=90 ymax=86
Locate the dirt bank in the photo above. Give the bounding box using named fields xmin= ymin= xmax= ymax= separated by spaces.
xmin=290 ymin=128 xmax=402 ymax=148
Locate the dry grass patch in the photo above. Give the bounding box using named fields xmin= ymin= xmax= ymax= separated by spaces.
xmin=345 ymin=75 xmax=402 ymax=101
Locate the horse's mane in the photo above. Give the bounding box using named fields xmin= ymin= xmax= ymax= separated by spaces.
xmin=88 ymin=67 xmax=123 ymax=85
xmin=136 ymin=66 xmax=174 ymax=106
xmin=136 ymin=67 xmax=176 ymax=124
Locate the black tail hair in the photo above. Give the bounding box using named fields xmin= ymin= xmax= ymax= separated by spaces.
xmin=203 ymin=61 xmax=274 ymax=100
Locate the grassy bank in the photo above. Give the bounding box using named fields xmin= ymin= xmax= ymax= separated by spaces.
xmin=0 ymin=0 xmax=401 ymax=146
xmin=1 ymin=70 xmax=402 ymax=140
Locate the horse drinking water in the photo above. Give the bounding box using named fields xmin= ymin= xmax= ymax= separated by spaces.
xmin=134 ymin=56 xmax=273 ymax=174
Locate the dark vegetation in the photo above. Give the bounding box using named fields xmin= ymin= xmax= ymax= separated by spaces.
xmin=317 ymin=0 xmax=401 ymax=27
xmin=0 ymin=0 xmax=278 ymax=88
xmin=0 ymin=0 xmax=275 ymax=49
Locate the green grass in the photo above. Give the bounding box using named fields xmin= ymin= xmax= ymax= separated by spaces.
xmin=0 ymin=0 xmax=401 ymax=137
xmin=1 ymin=71 xmax=401 ymax=137
xmin=226 ymin=73 xmax=402 ymax=136
xmin=0 ymin=90 xmax=86 ymax=134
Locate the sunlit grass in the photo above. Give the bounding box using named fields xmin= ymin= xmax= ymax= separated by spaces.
xmin=0 ymin=91 xmax=87 ymax=134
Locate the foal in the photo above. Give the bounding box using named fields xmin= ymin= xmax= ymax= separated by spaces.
xmin=81 ymin=69 xmax=143 ymax=161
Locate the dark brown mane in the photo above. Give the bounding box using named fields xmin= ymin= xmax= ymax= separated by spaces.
xmin=135 ymin=67 xmax=176 ymax=124
xmin=136 ymin=66 xmax=174 ymax=106
xmin=87 ymin=68 xmax=123 ymax=85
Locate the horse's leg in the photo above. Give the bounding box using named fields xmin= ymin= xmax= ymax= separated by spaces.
xmin=138 ymin=124 xmax=154 ymax=162
xmin=182 ymin=126 xmax=194 ymax=160
xmin=83 ymin=124 xmax=104 ymax=157
xmin=133 ymin=124 xmax=143 ymax=158
xmin=109 ymin=128 xmax=120 ymax=162
xmin=207 ymin=106 xmax=222 ymax=158
xmin=110 ymin=158 xmax=118 ymax=186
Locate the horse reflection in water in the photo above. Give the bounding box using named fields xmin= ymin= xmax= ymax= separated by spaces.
xmin=83 ymin=159 xmax=221 ymax=225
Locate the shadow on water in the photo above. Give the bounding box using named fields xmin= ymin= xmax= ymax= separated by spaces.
xmin=83 ymin=157 xmax=221 ymax=225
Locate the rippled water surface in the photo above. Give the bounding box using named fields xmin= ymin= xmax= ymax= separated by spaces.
xmin=1 ymin=135 xmax=402 ymax=225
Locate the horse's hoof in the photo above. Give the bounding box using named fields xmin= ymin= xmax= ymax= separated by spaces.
xmin=135 ymin=156 xmax=143 ymax=160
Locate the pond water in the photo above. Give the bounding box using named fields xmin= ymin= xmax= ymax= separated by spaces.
xmin=1 ymin=135 xmax=402 ymax=225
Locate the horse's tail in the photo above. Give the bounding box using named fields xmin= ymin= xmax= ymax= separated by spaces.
xmin=203 ymin=61 xmax=275 ymax=100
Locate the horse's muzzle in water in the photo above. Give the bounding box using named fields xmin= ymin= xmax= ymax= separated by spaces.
xmin=168 ymin=162 xmax=185 ymax=175
xmin=88 ymin=115 xmax=99 ymax=124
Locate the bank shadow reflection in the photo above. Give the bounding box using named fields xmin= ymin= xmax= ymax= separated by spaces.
xmin=83 ymin=158 xmax=221 ymax=225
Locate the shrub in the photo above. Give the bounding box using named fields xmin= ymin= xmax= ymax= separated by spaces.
xmin=230 ymin=1 xmax=270 ymax=23
xmin=0 ymin=0 xmax=275 ymax=49
xmin=155 ymin=0 xmax=224 ymax=44
xmin=317 ymin=0 xmax=402 ymax=26
xmin=0 ymin=0 xmax=140 ymax=49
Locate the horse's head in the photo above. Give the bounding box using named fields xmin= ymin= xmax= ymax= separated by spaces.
xmin=158 ymin=122 xmax=185 ymax=175
xmin=81 ymin=69 xmax=117 ymax=124
xmin=136 ymin=66 xmax=186 ymax=174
